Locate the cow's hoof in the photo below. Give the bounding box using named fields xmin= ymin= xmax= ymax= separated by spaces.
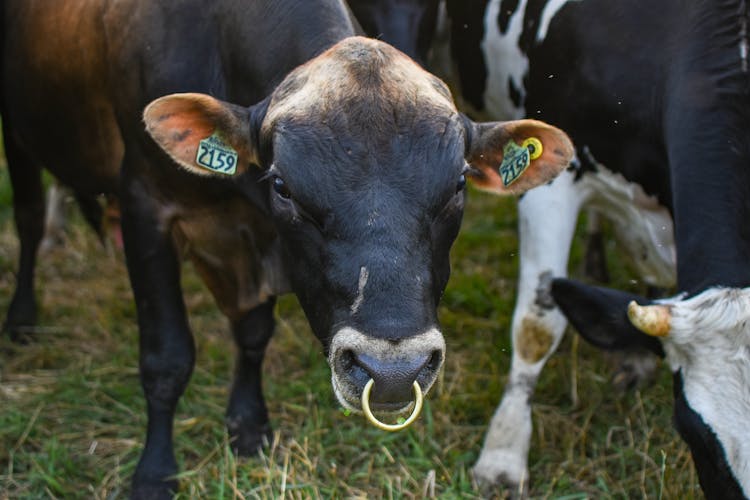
xmin=130 ymin=479 xmax=177 ymax=500
xmin=3 ymin=307 xmax=37 ymax=343
xmin=472 ymin=451 xmax=529 ymax=499
xmin=227 ymin=420 xmax=273 ymax=457
xmin=132 ymin=453 xmax=179 ymax=500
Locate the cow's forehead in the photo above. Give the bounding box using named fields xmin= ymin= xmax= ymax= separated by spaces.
xmin=660 ymin=287 xmax=750 ymax=370
xmin=263 ymin=36 xmax=456 ymax=132
xmin=666 ymin=287 xmax=750 ymax=343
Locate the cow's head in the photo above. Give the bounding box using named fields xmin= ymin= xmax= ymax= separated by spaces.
xmin=347 ymin=0 xmax=441 ymax=66
xmin=551 ymin=279 xmax=750 ymax=498
xmin=143 ymin=37 xmax=573 ymax=421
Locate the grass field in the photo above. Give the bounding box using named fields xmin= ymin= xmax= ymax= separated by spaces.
xmin=0 ymin=152 xmax=702 ymax=498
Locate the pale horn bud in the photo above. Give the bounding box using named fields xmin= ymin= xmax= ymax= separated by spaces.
xmin=627 ymin=301 xmax=671 ymax=337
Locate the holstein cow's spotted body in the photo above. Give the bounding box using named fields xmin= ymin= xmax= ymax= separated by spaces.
xmin=445 ymin=0 xmax=749 ymax=497
xmin=1 ymin=1 xmax=573 ymax=497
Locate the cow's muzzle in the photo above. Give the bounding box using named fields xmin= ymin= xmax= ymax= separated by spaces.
xmin=329 ymin=327 xmax=445 ymax=426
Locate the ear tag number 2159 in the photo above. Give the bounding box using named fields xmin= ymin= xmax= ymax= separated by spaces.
xmin=195 ymin=133 xmax=238 ymax=175
xmin=498 ymin=137 xmax=543 ymax=187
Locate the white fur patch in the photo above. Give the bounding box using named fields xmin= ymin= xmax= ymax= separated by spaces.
xmin=740 ymin=7 xmax=748 ymax=73
xmin=658 ymin=287 xmax=750 ymax=496
xmin=536 ymin=0 xmax=584 ymax=42
xmin=350 ymin=266 xmax=369 ymax=315
xmin=41 ymin=183 xmax=69 ymax=253
xmin=263 ymin=37 xmax=455 ymax=133
xmin=482 ymin=0 xmax=528 ymax=119
xmin=481 ymin=0 xmax=587 ymax=119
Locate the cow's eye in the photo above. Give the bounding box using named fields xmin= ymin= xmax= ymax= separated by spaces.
xmin=272 ymin=176 xmax=291 ymax=199
xmin=456 ymin=173 xmax=467 ymax=193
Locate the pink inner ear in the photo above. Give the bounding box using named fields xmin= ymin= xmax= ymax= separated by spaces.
xmin=144 ymin=96 xmax=219 ymax=167
xmin=161 ymin=114 xmax=214 ymax=158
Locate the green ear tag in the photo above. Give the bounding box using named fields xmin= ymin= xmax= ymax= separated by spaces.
xmin=498 ymin=140 xmax=531 ymax=187
xmin=195 ymin=132 xmax=238 ymax=175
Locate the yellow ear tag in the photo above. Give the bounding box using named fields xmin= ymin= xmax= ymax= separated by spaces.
xmin=499 ymin=137 xmax=544 ymax=187
xmin=522 ymin=137 xmax=543 ymax=160
xmin=195 ymin=132 xmax=238 ymax=175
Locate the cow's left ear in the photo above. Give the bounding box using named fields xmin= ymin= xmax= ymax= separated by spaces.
xmin=551 ymin=278 xmax=666 ymax=357
xmin=464 ymin=117 xmax=574 ymax=195
xmin=143 ymin=93 xmax=265 ymax=177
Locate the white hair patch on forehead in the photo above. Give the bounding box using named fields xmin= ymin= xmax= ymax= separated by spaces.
xmin=350 ymin=266 xmax=369 ymax=315
xmin=663 ymin=287 xmax=750 ymax=344
xmin=262 ymin=37 xmax=456 ymax=134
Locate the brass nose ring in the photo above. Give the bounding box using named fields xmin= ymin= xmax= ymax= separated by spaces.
xmin=361 ymin=379 xmax=423 ymax=431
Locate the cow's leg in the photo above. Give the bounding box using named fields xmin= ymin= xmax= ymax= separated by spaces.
xmin=121 ymin=171 xmax=194 ymax=500
xmin=473 ymin=170 xmax=586 ymax=496
xmin=39 ymin=183 xmax=69 ymax=253
xmin=41 ymin=184 xmax=106 ymax=252
xmin=3 ymin=136 xmax=45 ymax=341
xmin=226 ymin=298 xmax=276 ymax=455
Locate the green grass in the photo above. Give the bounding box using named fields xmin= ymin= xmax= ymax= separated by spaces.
xmin=0 ymin=165 xmax=701 ymax=498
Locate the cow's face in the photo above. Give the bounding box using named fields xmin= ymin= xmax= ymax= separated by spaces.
xmin=627 ymin=290 xmax=750 ymax=498
xmin=552 ymin=278 xmax=750 ymax=498
xmin=144 ymin=37 xmax=573 ymax=416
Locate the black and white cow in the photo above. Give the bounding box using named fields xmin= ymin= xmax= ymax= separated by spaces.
xmin=444 ymin=0 xmax=750 ymax=497
xmin=1 ymin=0 xmax=573 ymax=497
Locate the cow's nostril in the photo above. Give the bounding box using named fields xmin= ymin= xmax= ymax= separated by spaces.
xmin=348 ymin=351 xmax=431 ymax=407
xmin=340 ymin=349 xmax=355 ymax=371
xmin=339 ymin=349 xmax=370 ymax=390
xmin=426 ymin=350 xmax=441 ymax=371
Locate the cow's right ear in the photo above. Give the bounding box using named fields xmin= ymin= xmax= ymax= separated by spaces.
xmin=143 ymin=93 xmax=266 ymax=176
xmin=463 ymin=117 xmax=574 ymax=195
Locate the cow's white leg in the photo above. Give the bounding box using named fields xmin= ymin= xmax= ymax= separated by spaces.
xmin=39 ymin=182 xmax=69 ymax=253
xmin=473 ymin=169 xmax=587 ymax=493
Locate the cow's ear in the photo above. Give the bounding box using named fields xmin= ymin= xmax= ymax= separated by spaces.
xmin=464 ymin=117 xmax=574 ymax=195
xmin=551 ymin=278 xmax=666 ymax=357
xmin=143 ymin=93 xmax=265 ymax=177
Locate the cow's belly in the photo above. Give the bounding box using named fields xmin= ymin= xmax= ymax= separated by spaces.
xmin=170 ymin=200 xmax=290 ymax=321
xmin=7 ymin=98 xmax=123 ymax=195
xmin=579 ymin=166 xmax=676 ymax=288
